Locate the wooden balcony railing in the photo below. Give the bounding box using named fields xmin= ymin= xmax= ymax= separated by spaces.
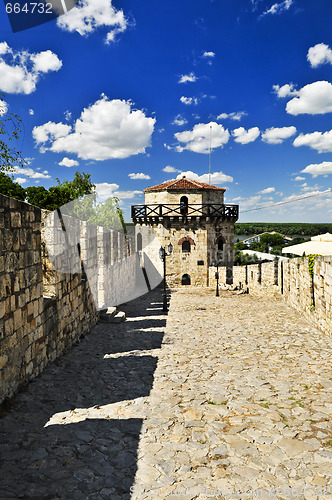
xmin=131 ymin=203 xmax=239 ymax=222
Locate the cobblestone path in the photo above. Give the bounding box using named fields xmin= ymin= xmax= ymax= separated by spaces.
xmin=131 ymin=289 xmax=331 ymax=500
xmin=0 ymin=288 xmax=331 ymax=500
xmin=0 ymin=288 xmax=166 ymax=499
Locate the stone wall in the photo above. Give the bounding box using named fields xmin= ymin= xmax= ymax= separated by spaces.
xmin=136 ymin=219 xmax=235 ymax=287
xmin=144 ymin=189 xmax=224 ymax=206
xmin=0 ymin=194 xmax=137 ymax=405
xmin=209 ymin=256 xmax=332 ymax=336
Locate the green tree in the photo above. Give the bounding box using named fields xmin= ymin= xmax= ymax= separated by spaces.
xmin=24 ymin=185 xmax=59 ymax=210
xmin=25 ymin=172 xmax=95 ymax=211
xmin=0 ymin=172 xmax=26 ymax=200
xmin=0 ymin=94 xmax=27 ymax=173
xmin=249 ymin=241 xmax=261 ymax=251
xmin=66 ymin=192 xmax=125 ymax=232
xmin=260 ymin=233 xmax=285 ymax=248
xmin=234 ymin=241 xmax=247 ymax=251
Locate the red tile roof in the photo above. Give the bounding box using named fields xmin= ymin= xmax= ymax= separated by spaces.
xmin=144 ymin=177 xmax=226 ymax=192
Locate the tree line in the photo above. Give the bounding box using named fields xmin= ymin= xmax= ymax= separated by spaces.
xmin=0 ymin=171 xmax=125 ymax=231
xmin=235 ymin=223 xmax=332 ymax=237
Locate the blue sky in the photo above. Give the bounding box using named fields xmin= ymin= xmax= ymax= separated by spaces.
xmin=1 ymin=0 xmax=332 ymax=222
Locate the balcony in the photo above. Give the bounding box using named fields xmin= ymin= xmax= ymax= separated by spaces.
xmin=131 ymin=203 xmax=239 ymax=223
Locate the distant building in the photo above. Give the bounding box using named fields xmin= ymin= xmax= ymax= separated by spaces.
xmin=241 ymin=250 xmax=288 ymax=262
xmin=242 ymin=232 xmax=293 ymax=246
xmin=131 ymin=176 xmax=239 ymax=286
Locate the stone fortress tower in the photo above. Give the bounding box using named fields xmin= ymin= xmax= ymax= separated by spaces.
xmin=131 ymin=176 xmax=239 ymax=287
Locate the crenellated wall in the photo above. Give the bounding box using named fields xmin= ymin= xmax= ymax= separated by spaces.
xmin=209 ymin=256 xmax=332 ymax=336
xmin=0 ymin=194 xmax=136 ymax=404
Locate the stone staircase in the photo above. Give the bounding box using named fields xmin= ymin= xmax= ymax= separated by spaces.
xmin=99 ymin=306 xmax=126 ymax=324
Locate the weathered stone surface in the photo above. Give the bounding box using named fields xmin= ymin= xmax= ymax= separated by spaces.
xmin=131 ymin=288 xmax=331 ymax=498
xmin=0 ymin=288 xmax=166 ymax=498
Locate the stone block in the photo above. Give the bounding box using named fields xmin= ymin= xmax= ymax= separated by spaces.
xmin=0 ymin=354 xmax=8 ymax=370
xmin=13 ymin=309 xmax=22 ymax=330
xmin=10 ymin=212 xmax=21 ymax=228
xmin=0 ymin=300 xmax=5 ymax=320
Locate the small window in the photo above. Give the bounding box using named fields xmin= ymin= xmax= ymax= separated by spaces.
xmin=180 ymin=196 xmax=188 ymax=216
xmin=136 ymin=233 xmax=142 ymax=252
xmin=182 ymin=274 xmax=191 ymax=285
xmin=217 ymin=236 xmax=225 ymax=251
xmin=197 ymin=260 xmax=204 ymax=266
xmin=182 ymin=240 xmax=191 ymax=253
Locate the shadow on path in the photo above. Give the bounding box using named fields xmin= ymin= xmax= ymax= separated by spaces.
xmin=0 ymin=287 xmax=167 ymax=500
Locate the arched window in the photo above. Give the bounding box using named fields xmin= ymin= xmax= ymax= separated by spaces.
xmin=182 ymin=240 xmax=191 ymax=253
xmin=180 ymin=196 xmax=188 ymax=215
xmin=217 ymin=236 xmax=225 ymax=251
xmin=178 ymin=236 xmax=194 ymax=253
xmin=136 ymin=233 xmax=142 ymax=252
xmin=182 ymin=274 xmax=191 ymax=285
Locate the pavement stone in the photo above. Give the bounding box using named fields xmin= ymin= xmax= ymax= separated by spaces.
xmin=0 ymin=287 xmax=331 ymax=499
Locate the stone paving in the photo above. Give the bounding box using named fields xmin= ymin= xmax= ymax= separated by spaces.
xmin=132 ymin=289 xmax=331 ymax=500
xmin=0 ymin=287 xmax=331 ymax=499
xmin=0 ymin=288 xmax=166 ymax=499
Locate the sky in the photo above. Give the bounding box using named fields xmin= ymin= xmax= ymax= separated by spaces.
xmin=1 ymin=0 xmax=332 ymax=222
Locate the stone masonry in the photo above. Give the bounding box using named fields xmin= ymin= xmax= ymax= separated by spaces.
xmin=0 ymin=287 xmax=330 ymax=499
xmin=0 ymin=194 xmax=136 ymax=405
xmin=210 ymin=256 xmax=332 ymax=336
xmin=133 ymin=177 xmax=238 ymax=287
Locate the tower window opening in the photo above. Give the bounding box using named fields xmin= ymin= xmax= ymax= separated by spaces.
xmin=137 ymin=233 xmax=142 ymax=252
xmin=182 ymin=274 xmax=191 ymax=285
xmin=182 ymin=240 xmax=191 ymax=253
xmin=180 ymin=196 xmax=189 ymax=215
xmin=217 ymin=236 xmax=225 ymax=251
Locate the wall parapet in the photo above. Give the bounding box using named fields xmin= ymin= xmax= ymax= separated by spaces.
xmin=0 ymin=194 xmax=137 ymax=405
xmin=209 ymin=256 xmax=332 ymax=336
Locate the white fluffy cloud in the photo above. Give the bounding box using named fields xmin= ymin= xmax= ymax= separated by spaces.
xmin=176 ymin=170 xmax=233 ymax=184
xmin=273 ymin=83 xmax=297 ymax=98
xmin=57 ymin=0 xmax=127 ymax=44
xmin=128 ymin=173 xmax=151 ymax=180
xmin=172 ymin=115 xmax=188 ymax=126
xmin=217 ymin=111 xmax=246 ymax=121
xmin=293 ymin=176 xmax=305 ymax=181
xmin=232 ymin=127 xmax=260 ymax=144
xmin=261 ymin=0 xmax=293 ymax=16
xmin=0 ymin=43 xmax=62 ymax=94
xmin=31 ymin=50 xmax=62 ymax=73
xmin=13 ymin=166 xmax=51 ymax=179
xmin=178 ymin=72 xmax=197 ymax=84
xmin=33 ymin=121 xmax=72 ymax=150
xmin=33 ymin=96 xmax=155 ymax=160
xmin=180 ymin=96 xmax=198 ymax=105
xmin=293 ymin=130 xmax=332 ymax=153
xmin=95 ymin=182 xmax=119 ymax=201
xmin=262 ymin=126 xmax=296 ymax=144
xmin=275 ymin=81 xmax=332 ymax=115
xmin=29 ymin=109 xmax=34 ymax=115
xmin=15 ymin=177 xmax=28 ymax=185
xmin=301 ymin=161 xmax=332 ymax=177
xmin=175 ymin=122 xmax=230 ymax=154
xmin=307 ymin=43 xmax=332 ymax=68
xmin=203 ymin=51 xmax=215 ymax=58
xmin=258 ymin=187 xmax=275 ymax=194
xmin=163 ymin=165 xmax=180 ymax=173
xmin=113 ymin=190 xmax=142 ymax=199
xmin=59 ymin=157 xmax=79 ymax=167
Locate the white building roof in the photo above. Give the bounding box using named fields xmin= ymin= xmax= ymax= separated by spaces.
xmin=242 ymin=250 xmax=288 ymax=261
xmin=282 ymin=233 xmax=332 ymax=256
